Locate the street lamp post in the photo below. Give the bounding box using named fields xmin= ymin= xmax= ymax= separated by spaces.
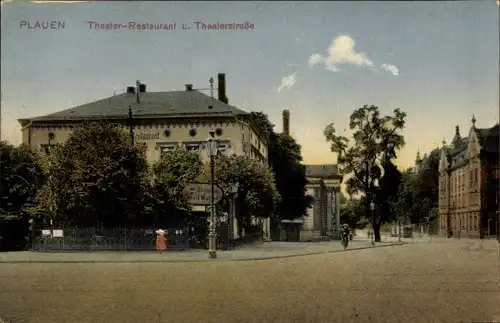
xmin=128 ymin=105 xmax=134 ymax=146
xmin=47 ymin=133 xmax=55 ymax=228
xmin=206 ymin=130 xmax=219 ymax=259
xmin=228 ymin=183 xmax=239 ymax=250
xmin=370 ymin=202 xmax=375 ymax=246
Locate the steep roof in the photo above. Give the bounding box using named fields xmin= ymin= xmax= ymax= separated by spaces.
xmin=474 ymin=124 xmax=499 ymax=153
xmin=20 ymin=90 xmax=248 ymax=123
xmin=305 ymin=164 xmax=341 ymax=179
xmin=441 ymin=123 xmax=499 ymax=171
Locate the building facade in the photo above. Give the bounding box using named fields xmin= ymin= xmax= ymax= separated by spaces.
xmin=277 ymin=111 xmax=343 ymax=242
xmin=18 ymin=74 xmax=268 ymax=165
xmin=438 ymin=117 xmax=499 ymax=239
xmin=18 ymin=73 xmax=272 ymax=239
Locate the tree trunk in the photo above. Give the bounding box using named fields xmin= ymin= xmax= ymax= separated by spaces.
xmin=373 ymin=221 xmax=381 ymax=242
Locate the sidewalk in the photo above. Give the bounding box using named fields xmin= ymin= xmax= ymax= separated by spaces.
xmin=0 ymin=239 xmax=405 ymax=263
xmin=394 ymin=235 xmax=500 ymax=251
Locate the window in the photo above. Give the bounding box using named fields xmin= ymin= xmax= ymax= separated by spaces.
xmin=40 ymin=144 xmax=55 ymax=155
xmin=218 ymin=144 xmax=228 ymax=154
xmin=185 ymin=144 xmax=200 ymax=151
xmin=159 ymin=145 xmax=176 ymax=155
xmin=314 ymin=188 xmax=321 ymax=198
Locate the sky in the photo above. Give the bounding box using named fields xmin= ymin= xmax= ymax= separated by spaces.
xmin=1 ymin=1 xmax=499 ymax=169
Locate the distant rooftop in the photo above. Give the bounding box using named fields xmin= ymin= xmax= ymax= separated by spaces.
xmin=305 ymin=164 xmax=341 ymax=179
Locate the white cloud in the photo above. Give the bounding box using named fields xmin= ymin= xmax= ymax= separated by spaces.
xmin=380 ymin=63 xmax=399 ymax=76
xmin=308 ymin=53 xmax=323 ymax=67
xmin=277 ymin=73 xmax=297 ymax=92
xmin=308 ymin=35 xmax=374 ymax=72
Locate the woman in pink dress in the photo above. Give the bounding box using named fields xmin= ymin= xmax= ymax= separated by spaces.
xmin=156 ymin=229 xmax=167 ymax=252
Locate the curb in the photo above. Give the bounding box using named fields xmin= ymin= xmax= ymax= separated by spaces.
xmin=0 ymin=242 xmax=407 ymax=264
xmin=231 ymin=242 xmax=408 ymax=262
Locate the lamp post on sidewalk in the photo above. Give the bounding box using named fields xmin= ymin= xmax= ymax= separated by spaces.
xmin=228 ymin=183 xmax=239 ymax=250
xmin=206 ymin=129 xmax=219 ymax=259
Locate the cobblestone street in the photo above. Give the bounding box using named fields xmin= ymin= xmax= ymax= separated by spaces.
xmin=0 ymin=239 xmax=498 ymax=323
xmin=0 ymin=239 xmax=402 ymax=263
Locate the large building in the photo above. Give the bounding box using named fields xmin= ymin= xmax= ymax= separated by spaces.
xmin=18 ymin=74 xmax=268 ymax=164
xmin=18 ymin=73 xmax=272 ymax=239
xmin=438 ymin=117 xmax=499 ymax=239
xmin=277 ymin=110 xmax=343 ymax=242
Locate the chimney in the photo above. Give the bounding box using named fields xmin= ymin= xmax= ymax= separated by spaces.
xmin=138 ymin=84 xmax=146 ymax=93
xmin=185 ymin=84 xmax=193 ymax=91
xmin=126 ymin=86 xmax=136 ymax=94
xmin=217 ymin=73 xmax=228 ymax=104
xmin=282 ymin=110 xmax=290 ymax=135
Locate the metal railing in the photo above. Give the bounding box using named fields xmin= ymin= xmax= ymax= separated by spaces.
xmin=31 ymin=227 xmax=190 ymax=251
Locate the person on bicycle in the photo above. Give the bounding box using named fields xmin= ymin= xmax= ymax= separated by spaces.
xmin=341 ymin=224 xmax=350 ymax=237
xmin=341 ymin=224 xmax=351 ymax=242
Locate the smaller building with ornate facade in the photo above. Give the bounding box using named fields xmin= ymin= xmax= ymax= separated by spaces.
xmin=276 ymin=111 xmax=343 ymax=242
xmin=438 ymin=117 xmax=499 ymax=239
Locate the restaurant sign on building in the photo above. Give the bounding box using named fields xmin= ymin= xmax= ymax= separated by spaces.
xmin=185 ymin=183 xmax=223 ymax=206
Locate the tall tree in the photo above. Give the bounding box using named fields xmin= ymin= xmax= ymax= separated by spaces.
xmin=393 ymin=149 xmax=440 ymax=232
xmin=28 ymin=121 xmax=152 ymax=227
xmin=269 ymin=133 xmax=314 ymax=221
xmin=151 ymin=147 xmax=203 ymax=227
xmin=415 ymin=149 xmax=440 ymax=225
xmin=376 ymin=159 xmax=402 ymax=226
xmin=250 ymin=112 xmax=313 ymax=225
xmin=0 ymin=142 xmax=45 ymax=219
xmin=340 ymin=198 xmax=365 ymax=229
xmin=392 ymin=169 xmax=416 ymax=225
xmin=324 ymin=105 xmax=406 ymax=242
xmin=0 ymin=142 xmax=45 ymax=249
xmin=198 ymin=154 xmax=280 ymax=234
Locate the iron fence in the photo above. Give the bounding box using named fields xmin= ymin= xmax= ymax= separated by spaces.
xmin=30 ymin=223 xmax=245 ymax=251
xmin=31 ymin=227 xmax=191 ymax=251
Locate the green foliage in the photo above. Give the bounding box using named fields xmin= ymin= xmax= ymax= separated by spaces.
xmin=28 ymin=121 xmax=152 ymax=227
xmin=200 ymin=154 xmax=280 ymax=227
xmin=151 ymin=148 xmax=203 ymax=225
xmin=250 ymin=111 xmax=274 ymax=138
xmin=251 ymin=112 xmax=313 ymax=221
xmin=269 ymin=132 xmax=314 ymax=220
xmin=0 ymin=141 xmax=45 ymax=220
xmin=393 ymin=149 xmax=440 ymax=225
xmin=415 ymin=149 xmax=440 ymax=223
xmin=376 ymin=159 xmax=402 ymax=224
xmin=324 ymin=105 xmax=407 ymax=241
xmin=340 ymin=198 xmax=365 ymax=229
xmin=339 ymin=192 xmax=348 ymax=206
